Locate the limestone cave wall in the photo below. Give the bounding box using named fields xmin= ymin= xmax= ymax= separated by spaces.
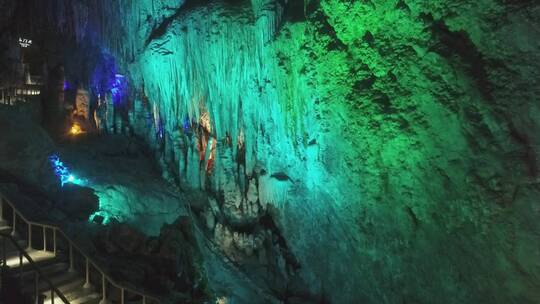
xmin=6 ymin=0 xmax=540 ymax=303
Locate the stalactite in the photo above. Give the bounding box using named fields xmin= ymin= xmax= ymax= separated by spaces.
xmin=37 ymin=0 xmax=315 ymax=197
xmin=72 ymin=1 xmax=88 ymax=42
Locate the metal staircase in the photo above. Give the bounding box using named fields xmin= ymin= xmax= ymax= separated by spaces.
xmin=0 ymin=192 xmax=160 ymax=304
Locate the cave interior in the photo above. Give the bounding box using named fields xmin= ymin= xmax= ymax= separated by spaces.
xmin=0 ymin=0 xmax=539 ymax=304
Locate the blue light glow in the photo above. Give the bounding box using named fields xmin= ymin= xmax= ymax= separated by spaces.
xmin=111 ymin=74 xmax=127 ymax=105
xmin=183 ymin=117 xmax=191 ymax=132
xmin=156 ymin=117 xmax=165 ymax=139
xmin=49 ymin=154 xmax=84 ymax=186
xmin=90 ymin=52 xmax=128 ymax=106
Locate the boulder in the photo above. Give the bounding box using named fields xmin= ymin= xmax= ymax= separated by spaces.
xmin=110 ymin=224 xmax=146 ymax=254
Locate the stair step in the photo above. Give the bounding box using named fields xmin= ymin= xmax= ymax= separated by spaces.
xmin=64 ymin=285 xmax=99 ymax=301
xmin=69 ymin=291 xmax=101 ymax=304
xmin=1 ymin=238 xmax=28 ymax=256
xmin=17 ymin=262 xmax=68 ymax=280
xmin=41 ymin=278 xmax=85 ymax=301
xmin=45 ymin=285 xmax=102 ymax=304
xmin=4 ymin=249 xmax=56 ymax=268
xmin=18 ymin=264 xmax=70 ymax=291
xmin=56 ymin=277 xmax=86 ymax=294
xmin=41 ymin=278 xmax=88 ymax=304
xmin=0 ymin=224 xmax=10 ymax=231
xmin=21 ymin=270 xmax=79 ymax=294
xmin=1 ymin=226 xmax=147 ymax=304
xmin=43 ymin=278 xmax=95 ymax=301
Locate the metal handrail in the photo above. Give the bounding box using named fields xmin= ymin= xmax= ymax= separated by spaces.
xmin=0 ymin=231 xmax=70 ymax=303
xmin=0 ymin=192 xmax=161 ymax=304
xmin=0 ymin=85 xmax=41 ymax=105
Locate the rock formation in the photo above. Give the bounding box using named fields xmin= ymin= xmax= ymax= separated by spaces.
xmin=1 ymin=0 xmax=540 ymax=303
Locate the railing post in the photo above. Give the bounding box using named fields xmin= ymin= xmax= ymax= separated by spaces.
xmin=11 ymin=209 xmax=16 ymax=236
xmin=34 ymin=272 xmax=39 ymax=304
xmin=69 ymin=243 xmax=74 ymax=272
xmin=99 ymin=274 xmax=108 ymax=304
xmin=0 ymin=192 xmax=158 ymax=304
xmin=19 ymin=252 xmax=23 ymax=279
xmin=0 ymin=196 xmax=3 ymax=222
xmin=83 ymin=258 xmax=91 ymax=288
xmin=0 ymin=238 xmax=2 ymax=288
xmin=27 ymin=222 xmax=32 ymax=250
xmin=53 ymin=228 xmax=57 ymax=256
xmin=43 ymin=226 xmax=47 ymax=251
xmin=2 ymin=237 xmax=5 ymax=269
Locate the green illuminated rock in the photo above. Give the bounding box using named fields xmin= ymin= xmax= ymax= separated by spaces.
xmin=80 ymin=1 xmax=540 ymax=303
xmin=4 ymin=0 xmax=540 ymax=303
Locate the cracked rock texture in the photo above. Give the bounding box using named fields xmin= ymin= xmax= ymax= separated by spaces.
xmin=3 ymin=0 xmax=540 ymax=303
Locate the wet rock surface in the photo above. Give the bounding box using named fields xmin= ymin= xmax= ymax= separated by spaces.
xmin=2 ymin=0 xmax=540 ymax=303
xmin=53 ymin=184 xmax=99 ymax=220
xmin=118 ymin=1 xmax=540 ymax=302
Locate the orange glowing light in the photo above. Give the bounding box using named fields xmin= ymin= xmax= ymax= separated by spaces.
xmin=70 ymin=123 xmax=83 ymax=135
